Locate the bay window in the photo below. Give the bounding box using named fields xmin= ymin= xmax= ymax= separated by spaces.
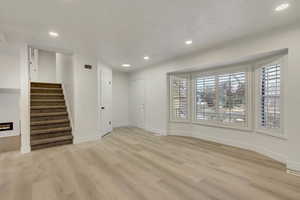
xmin=168 ymin=55 xmax=285 ymax=136
xmin=169 ymin=74 xmax=189 ymax=121
xmin=255 ymin=57 xmax=284 ymax=136
xmin=193 ymin=70 xmax=249 ymax=128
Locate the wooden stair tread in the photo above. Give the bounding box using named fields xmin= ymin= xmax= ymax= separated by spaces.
xmin=31 ymin=119 xmax=69 ymax=126
xmin=31 ymin=135 xmax=73 ymax=146
xmin=31 ymin=140 xmax=72 ymax=150
xmin=31 ymin=127 xmax=71 ymax=135
xmin=31 ymin=87 xmax=62 ymax=90
xmin=31 ymin=99 xmax=65 ymax=102
xmin=31 ymin=112 xmax=68 ymax=117
xmin=31 ymin=93 xmax=64 ymax=96
xmin=31 ymin=105 xmax=66 ymax=109
xmin=30 ymin=83 xmax=72 ymax=150
xmin=31 ymin=82 xmax=61 ymax=85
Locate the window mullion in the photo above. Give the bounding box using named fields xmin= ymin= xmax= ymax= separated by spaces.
xmin=215 ymin=75 xmax=220 ymax=123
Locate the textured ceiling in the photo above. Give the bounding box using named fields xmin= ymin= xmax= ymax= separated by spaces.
xmin=0 ymin=0 xmax=299 ymax=70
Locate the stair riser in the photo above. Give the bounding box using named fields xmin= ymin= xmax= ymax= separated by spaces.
xmin=31 ymin=132 xmax=72 ymax=140
xmin=31 ymin=95 xmax=64 ymax=100
xmin=31 ymin=83 xmax=61 ymax=88
xmin=31 ymin=122 xmax=70 ymax=131
xmin=31 ymin=115 xmax=68 ymax=122
xmin=31 ymin=140 xmax=72 ymax=151
xmin=31 ymin=89 xmax=63 ymax=94
xmin=30 ymin=82 xmax=72 ymax=151
xmin=31 ymin=108 xmax=67 ymax=113
xmin=31 ymin=102 xmax=66 ymax=106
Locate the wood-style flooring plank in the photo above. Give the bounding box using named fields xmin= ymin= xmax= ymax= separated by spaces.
xmin=0 ymin=127 xmax=300 ymax=200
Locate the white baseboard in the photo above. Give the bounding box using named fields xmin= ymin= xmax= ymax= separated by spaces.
xmin=287 ymin=169 xmax=300 ymax=177
xmin=21 ymin=144 xmax=31 ymax=154
xmin=169 ymin=130 xmax=253 ymax=150
xmin=255 ymin=146 xmax=287 ymax=164
xmin=168 ymin=130 xmax=287 ymax=164
xmin=73 ymin=134 xmax=101 ymax=144
xmin=147 ymin=128 xmax=167 ymax=136
xmin=113 ymin=125 xmax=130 ymax=129
xmin=0 ymin=131 xmax=20 ymax=138
xmin=287 ymin=160 xmax=300 ymax=172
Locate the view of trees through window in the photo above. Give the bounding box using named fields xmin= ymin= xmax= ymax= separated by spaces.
xmin=196 ymin=72 xmax=246 ymax=126
xmin=170 ymin=57 xmax=283 ymax=134
xmin=171 ymin=76 xmax=188 ymax=120
xmin=260 ymin=64 xmax=280 ymax=129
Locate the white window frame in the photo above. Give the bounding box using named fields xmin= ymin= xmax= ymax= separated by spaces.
xmin=254 ymin=55 xmax=286 ymax=138
xmin=191 ymin=65 xmax=252 ymax=131
xmin=167 ymin=54 xmax=286 ymax=135
xmin=169 ymin=73 xmax=191 ymax=122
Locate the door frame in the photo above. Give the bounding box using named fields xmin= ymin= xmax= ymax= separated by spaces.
xmin=129 ymin=79 xmax=146 ymax=129
xmin=97 ymin=65 xmax=113 ymax=137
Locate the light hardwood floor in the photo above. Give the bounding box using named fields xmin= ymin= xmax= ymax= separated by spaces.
xmin=1 ymin=127 xmax=300 ymax=200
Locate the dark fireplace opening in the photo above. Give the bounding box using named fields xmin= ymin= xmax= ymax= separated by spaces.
xmin=0 ymin=122 xmax=13 ymax=132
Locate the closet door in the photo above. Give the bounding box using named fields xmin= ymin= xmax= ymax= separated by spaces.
xmin=129 ymin=79 xmax=145 ymax=129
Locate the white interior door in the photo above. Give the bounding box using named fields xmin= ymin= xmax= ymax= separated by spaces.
xmin=98 ymin=66 xmax=113 ymax=136
xmin=29 ymin=48 xmax=39 ymax=82
xmin=129 ymin=79 xmax=145 ymax=129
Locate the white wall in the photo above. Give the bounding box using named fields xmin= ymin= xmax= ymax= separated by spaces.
xmin=56 ymin=53 xmax=75 ymax=123
xmin=112 ymin=70 xmax=129 ymax=128
xmin=37 ymin=49 xmax=56 ymax=83
xmin=0 ymin=93 xmax=20 ymax=137
xmin=0 ymin=43 xmax=20 ymax=89
xmin=0 ymin=43 xmax=21 ymax=138
xmin=72 ymin=53 xmax=106 ymax=143
xmin=129 ymin=23 xmax=300 ymax=171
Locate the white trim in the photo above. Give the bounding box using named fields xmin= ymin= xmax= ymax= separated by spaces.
xmin=167 ymin=53 xmax=287 ymax=135
xmin=73 ymin=134 xmax=101 ymax=144
xmin=0 ymin=131 xmax=20 ymax=138
xmin=168 ymin=129 xmax=287 ymax=164
xmin=191 ymin=67 xmax=251 ymax=129
xmin=255 ymin=130 xmax=287 ymax=140
xmin=254 ymin=56 xmax=286 ymax=137
xmin=61 ymin=84 xmax=74 ymax=139
xmin=287 ymin=161 xmax=300 ymax=172
xmin=169 ymin=73 xmax=190 ymax=122
xmin=20 ymin=44 xmax=31 ymax=154
xmin=190 ymin=121 xmax=253 ymax=132
xmin=287 ymin=169 xmax=300 ymax=177
xmin=147 ymin=128 xmax=167 ymax=136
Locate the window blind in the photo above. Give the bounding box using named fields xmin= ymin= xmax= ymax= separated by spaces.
xmin=195 ymin=76 xmax=217 ymax=121
xmin=218 ymin=72 xmax=247 ymax=126
xmin=260 ymin=64 xmax=281 ymax=129
xmin=194 ymin=71 xmax=247 ymax=127
xmin=170 ymin=75 xmax=189 ymax=120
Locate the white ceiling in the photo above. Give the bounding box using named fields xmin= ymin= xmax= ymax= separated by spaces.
xmin=0 ymin=0 xmax=299 ymax=70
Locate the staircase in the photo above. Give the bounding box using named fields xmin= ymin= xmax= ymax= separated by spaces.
xmin=30 ymin=82 xmax=73 ymax=150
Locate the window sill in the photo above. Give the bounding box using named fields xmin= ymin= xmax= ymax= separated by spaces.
xmin=169 ymin=120 xmax=252 ymax=132
xmin=255 ymin=129 xmax=287 ymax=140
xmin=191 ymin=121 xmax=253 ymax=132
xmin=169 ymin=120 xmax=287 ymax=140
xmin=169 ymin=120 xmax=191 ymax=124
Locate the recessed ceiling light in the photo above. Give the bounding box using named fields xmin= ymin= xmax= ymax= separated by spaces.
xmin=144 ymin=56 xmax=150 ymax=60
xmin=185 ymin=40 xmax=193 ymax=45
xmin=122 ymin=64 xmax=131 ymax=67
xmin=275 ymin=3 xmax=290 ymax=11
xmin=49 ymin=31 xmax=59 ymax=38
